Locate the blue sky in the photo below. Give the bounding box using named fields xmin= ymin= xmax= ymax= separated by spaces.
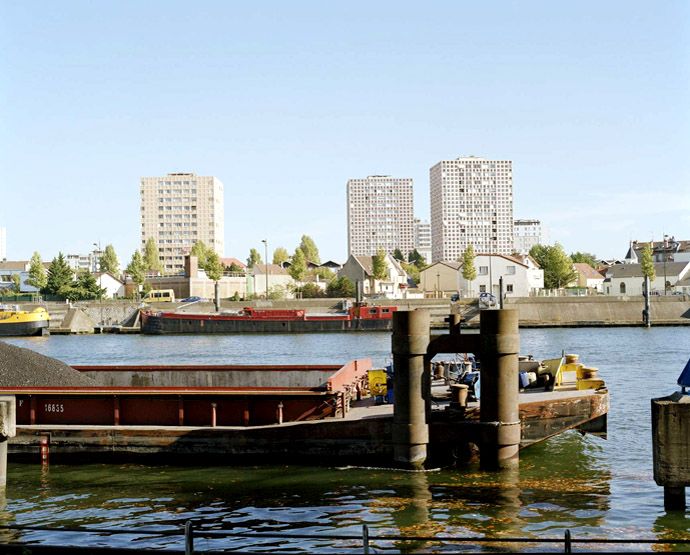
xmin=1 ymin=1 xmax=689 ymax=265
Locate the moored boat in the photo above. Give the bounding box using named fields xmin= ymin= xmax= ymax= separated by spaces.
xmin=0 ymin=305 xmax=50 ymax=337
xmin=140 ymin=304 xmax=397 ymax=334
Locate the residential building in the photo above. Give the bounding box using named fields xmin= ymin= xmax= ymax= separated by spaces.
xmin=419 ymin=254 xmax=541 ymax=298
xmin=93 ymin=272 xmax=125 ymax=298
xmin=513 ymin=219 xmax=544 ymax=254
xmin=603 ymin=262 xmax=690 ymax=296
xmin=418 ymin=261 xmax=462 ymax=298
xmin=66 ymin=249 xmax=101 ymax=273
xmin=251 ymin=264 xmax=293 ymax=298
xmin=346 ymin=175 xmax=414 ymax=256
xmin=430 ymin=156 xmax=513 ymax=262
xmin=0 ymin=227 xmax=6 ymax=261
xmin=625 ymin=237 xmax=690 ymax=264
xmin=413 ymin=218 xmax=432 ymax=263
xmin=338 ymin=254 xmax=410 ymax=299
xmin=572 ymin=263 xmax=604 ymax=293
xmin=140 ymin=172 xmax=224 ymax=275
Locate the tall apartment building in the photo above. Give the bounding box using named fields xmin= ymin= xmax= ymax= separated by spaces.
xmin=140 ymin=173 xmax=224 ymax=274
xmin=413 ymin=218 xmax=432 ymax=262
xmin=513 ymin=219 xmax=543 ymax=254
xmin=430 ymin=156 xmax=513 ymax=262
xmin=346 ymin=175 xmax=414 ymax=256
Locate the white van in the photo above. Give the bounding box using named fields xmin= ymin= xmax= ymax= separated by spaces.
xmin=142 ymin=289 xmax=175 ymax=303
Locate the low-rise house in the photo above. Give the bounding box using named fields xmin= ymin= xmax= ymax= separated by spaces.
xmin=338 ymin=254 xmax=409 ymax=299
xmin=419 ymin=262 xmax=462 ymax=298
xmin=251 ymin=263 xmax=294 ymax=298
xmin=572 ymin=263 xmax=605 ymax=293
xmin=625 ymin=237 xmax=690 ymax=264
xmin=418 ymin=255 xmax=543 ymax=299
xmin=93 ymin=272 xmax=126 ymax=298
xmin=461 ymin=254 xmax=539 ymax=298
xmin=603 ymin=261 xmax=690 ymax=296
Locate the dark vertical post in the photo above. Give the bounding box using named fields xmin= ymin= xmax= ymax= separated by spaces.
xmin=643 ymin=275 xmax=651 ymax=327
xmin=498 ymin=276 xmax=504 ymax=309
xmin=480 ymin=309 xmax=521 ymax=469
xmin=392 ymin=309 xmax=430 ymax=470
xmin=184 ymin=520 xmax=194 ymax=555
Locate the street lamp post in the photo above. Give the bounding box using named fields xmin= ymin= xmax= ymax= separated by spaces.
xmin=663 ymin=234 xmax=668 ymax=295
xmin=261 ymin=239 xmax=269 ymax=299
xmin=436 ymin=272 xmax=440 ymax=299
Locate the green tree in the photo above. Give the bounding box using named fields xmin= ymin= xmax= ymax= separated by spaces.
xmin=461 ymin=245 xmax=477 ymax=297
xmin=190 ymin=241 xmax=210 ymax=269
xmin=227 ymin=262 xmax=244 ymax=273
xmin=392 ymin=248 xmax=405 ymax=261
xmin=401 ymin=262 xmax=420 ymax=285
xmin=99 ymin=244 xmax=120 ymax=276
xmin=326 ymin=276 xmax=355 ymax=298
xmin=204 ymin=251 xmax=224 ymax=282
xmin=125 ymin=250 xmax=146 ymax=296
xmin=298 ymin=235 xmax=320 ymax=264
xmin=640 ymin=243 xmax=656 ymax=282
xmin=288 ymin=248 xmax=307 ymax=281
xmin=4 ymin=274 xmax=21 ymax=294
xmin=272 ymin=247 xmax=290 ymax=266
xmin=204 ymin=251 xmax=225 ymax=310
xmin=530 ymin=243 xmax=577 ymax=289
xmin=311 ymin=266 xmax=334 ymax=281
xmin=371 ymin=248 xmax=388 ymax=281
xmin=570 ymin=251 xmax=598 ymax=268
xmin=295 ymin=282 xmax=326 ymax=298
xmin=143 ymin=237 xmax=163 ymax=274
xmin=26 ymin=251 xmax=47 ymax=291
xmin=44 ymin=253 xmax=73 ymax=296
xmin=63 ymin=270 xmax=105 ymax=300
xmin=247 ymin=248 xmax=262 ymax=268
xmin=408 ymin=249 xmax=427 ymax=270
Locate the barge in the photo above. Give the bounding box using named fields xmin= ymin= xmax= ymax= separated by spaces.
xmin=0 ymin=305 xmax=50 ymax=337
xmin=140 ymin=304 xmax=397 ymax=334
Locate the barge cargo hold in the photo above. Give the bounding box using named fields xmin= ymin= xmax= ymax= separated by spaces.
xmin=140 ymin=304 xmax=397 ymax=334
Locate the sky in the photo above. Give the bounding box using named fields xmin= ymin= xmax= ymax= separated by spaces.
xmin=1 ymin=1 xmax=689 ymax=265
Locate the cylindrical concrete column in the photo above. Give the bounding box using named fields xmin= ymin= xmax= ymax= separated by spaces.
xmin=479 ymin=309 xmax=521 ymax=470
xmin=0 ymin=441 xmax=6 ymax=489
xmin=392 ymin=309 xmax=431 ymax=470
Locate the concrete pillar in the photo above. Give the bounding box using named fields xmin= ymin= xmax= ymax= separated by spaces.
xmin=652 ymin=393 xmax=690 ymax=510
xmin=479 ymin=309 xmax=521 ymax=470
xmin=0 ymin=396 xmax=16 ymax=489
xmin=392 ymin=309 xmax=431 ymax=470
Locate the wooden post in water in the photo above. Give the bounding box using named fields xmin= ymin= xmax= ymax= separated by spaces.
xmin=392 ymin=309 xmax=430 ymax=470
xmin=479 ymin=309 xmax=521 ymax=470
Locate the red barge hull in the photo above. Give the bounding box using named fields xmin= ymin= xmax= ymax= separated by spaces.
xmin=140 ymin=305 xmax=397 ymax=334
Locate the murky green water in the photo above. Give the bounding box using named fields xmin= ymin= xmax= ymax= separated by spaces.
xmin=2 ymin=327 xmax=690 ymax=551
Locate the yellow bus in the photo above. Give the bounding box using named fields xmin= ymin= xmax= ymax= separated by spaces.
xmin=142 ymin=289 xmax=175 ymax=303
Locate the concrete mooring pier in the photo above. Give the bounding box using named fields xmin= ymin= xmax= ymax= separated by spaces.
xmin=652 ymin=359 xmax=690 ymax=510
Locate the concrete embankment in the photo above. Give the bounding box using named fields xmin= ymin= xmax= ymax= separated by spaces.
xmin=503 ymin=296 xmax=690 ymax=327
xmin=19 ymin=295 xmax=690 ymax=333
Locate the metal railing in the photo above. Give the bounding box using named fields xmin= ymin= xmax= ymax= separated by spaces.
xmin=1 ymin=521 xmax=690 ymax=553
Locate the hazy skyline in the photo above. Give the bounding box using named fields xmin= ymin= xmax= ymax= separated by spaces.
xmin=1 ymin=1 xmax=689 ymax=265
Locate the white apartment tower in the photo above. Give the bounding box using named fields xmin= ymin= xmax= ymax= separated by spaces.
xmin=413 ymin=218 xmax=432 ymax=263
xmin=347 ymin=175 xmax=414 ymax=256
xmin=140 ymin=173 xmax=224 ymax=274
xmin=513 ymin=219 xmax=543 ymax=254
xmin=430 ymin=156 xmax=513 ymax=262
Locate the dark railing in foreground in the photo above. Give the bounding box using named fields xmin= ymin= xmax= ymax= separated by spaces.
xmin=1 ymin=522 xmax=690 ymax=553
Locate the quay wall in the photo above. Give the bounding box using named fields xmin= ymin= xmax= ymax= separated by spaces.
xmin=23 ymin=296 xmax=690 ymax=332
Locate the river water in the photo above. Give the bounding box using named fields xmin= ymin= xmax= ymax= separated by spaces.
xmin=1 ymin=327 xmax=690 ymax=552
